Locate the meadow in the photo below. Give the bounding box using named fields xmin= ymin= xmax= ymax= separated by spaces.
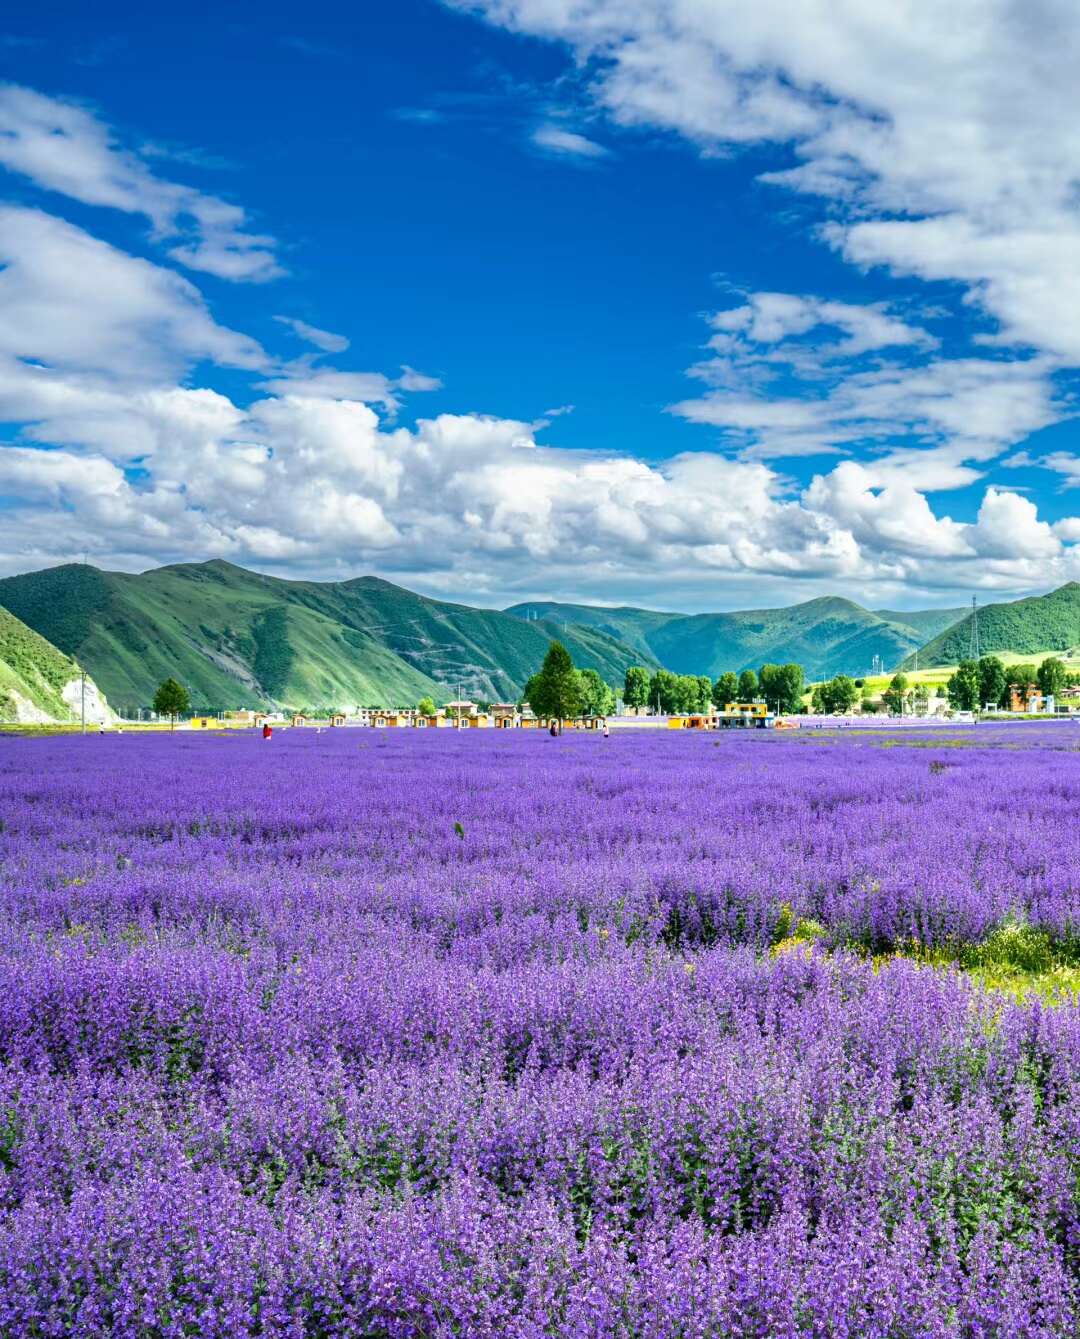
xmin=2 ymin=725 xmax=1080 ymax=1336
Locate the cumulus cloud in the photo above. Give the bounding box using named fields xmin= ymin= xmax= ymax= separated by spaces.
xmin=0 ymin=83 xmax=283 ymax=281
xmin=3 ymin=58 xmax=1079 ymax=605
xmin=450 ymin=0 xmax=1080 ymax=406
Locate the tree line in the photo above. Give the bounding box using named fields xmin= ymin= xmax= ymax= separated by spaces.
xmin=522 ymin=645 xmax=808 ymax=719
xmin=943 ymin=655 xmax=1074 ymax=712
xmin=622 ymin=661 xmax=806 ymax=715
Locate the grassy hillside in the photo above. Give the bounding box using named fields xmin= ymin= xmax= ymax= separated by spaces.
xmin=0 ymin=562 xmax=647 ymax=711
xmin=506 ymin=601 xmax=672 ymax=662
xmin=508 ymin=595 xmax=956 ymax=678
xmin=873 ymin=607 xmax=965 ymax=641
xmin=0 ymin=605 xmax=83 ymax=721
xmin=905 ymin=584 xmax=1080 ymax=668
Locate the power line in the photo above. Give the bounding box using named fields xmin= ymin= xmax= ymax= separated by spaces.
xmin=968 ymin=595 xmax=980 ymax=660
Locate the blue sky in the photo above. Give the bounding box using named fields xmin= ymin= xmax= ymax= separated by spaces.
xmin=1 ymin=0 xmax=1079 ymax=610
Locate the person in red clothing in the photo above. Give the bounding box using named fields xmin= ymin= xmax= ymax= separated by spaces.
xmin=262 ymin=722 xmax=272 ymax=740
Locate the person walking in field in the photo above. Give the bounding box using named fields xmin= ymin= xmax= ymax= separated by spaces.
xmin=262 ymin=723 xmax=272 ymax=740
xmin=549 ymin=720 xmax=558 ymax=737
xmin=603 ymin=721 xmax=610 ymax=738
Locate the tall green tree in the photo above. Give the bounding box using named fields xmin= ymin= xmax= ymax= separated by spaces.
xmin=153 ymin=677 xmax=190 ymax=728
xmin=648 ymin=668 xmax=679 ymax=714
xmin=812 ymin=675 xmax=859 ymax=715
xmin=1010 ymin=663 xmax=1039 ymax=690
xmin=759 ymin=663 xmax=805 ymax=714
xmin=526 ymin=642 xmax=584 ymax=720
xmin=577 ymin=667 xmax=616 ymax=718
xmin=977 ymin=656 xmax=1008 ymax=709
xmin=882 ymin=672 xmax=909 ymax=714
xmin=946 ymin=660 xmax=980 ymax=711
xmin=737 ymin=668 xmax=759 ymax=701
xmin=1037 ymin=656 xmax=1068 ymax=700
xmin=417 ymin=696 xmax=437 ymax=717
xmin=670 ymin=674 xmax=712 ymax=714
xmin=712 ymin=671 xmax=739 ymax=709
xmin=623 ymin=666 xmax=651 ymax=710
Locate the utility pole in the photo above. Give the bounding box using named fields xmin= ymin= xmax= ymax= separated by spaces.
xmin=969 ymin=595 xmax=980 ymax=660
xmin=80 ymin=667 xmax=86 ymax=735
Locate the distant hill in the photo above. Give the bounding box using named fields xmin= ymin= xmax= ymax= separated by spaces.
xmin=0 ymin=561 xmax=652 ymax=711
xmin=872 ymin=607 xmax=965 ymax=641
xmin=0 ymin=605 xmax=110 ymax=723
xmin=508 ymin=595 xmax=966 ymax=680
xmin=904 ymin=583 xmax=1080 ymax=668
xmin=507 ymin=601 xmax=676 ymax=661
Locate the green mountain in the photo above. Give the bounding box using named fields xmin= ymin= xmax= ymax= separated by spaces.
xmin=872 ymin=607 xmax=965 ymax=641
xmin=0 ymin=605 xmax=108 ymax=723
xmin=507 ymin=601 xmax=677 ymax=661
xmin=0 ymin=561 xmax=651 ymax=712
xmin=508 ymin=596 xmax=965 ymax=680
xmin=904 ymin=583 xmax=1080 ymax=668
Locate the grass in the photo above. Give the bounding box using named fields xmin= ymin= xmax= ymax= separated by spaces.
xmin=773 ymin=907 xmax=1080 ymax=1005
xmin=0 ymin=560 xmax=646 ymax=712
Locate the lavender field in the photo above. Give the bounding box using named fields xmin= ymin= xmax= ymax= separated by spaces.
xmin=2 ymin=726 xmax=1080 ymax=1337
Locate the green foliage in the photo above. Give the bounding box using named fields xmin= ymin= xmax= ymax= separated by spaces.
xmin=737 ymin=668 xmax=758 ymax=701
xmin=712 ymin=671 xmax=739 ymax=708
xmin=667 ymin=673 xmax=712 ymax=714
xmin=648 ymin=668 xmax=680 ymax=714
xmin=417 ymin=696 xmax=437 ymax=717
xmin=576 ymin=667 xmax=616 ymax=718
xmin=961 ymin=920 xmax=1054 ymax=975
xmin=977 ymin=655 xmax=1007 ymax=709
xmin=1037 ymin=655 xmax=1068 ymax=698
xmin=813 ymin=674 xmax=859 ymax=714
xmin=946 ymin=660 xmax=980 ymax=711
xmin=881 ymin=672 xmax=909 ymax=714
xmin=251 ymin=606 xmax=295 ymax=697
xmin=527 ymin=641 xmax=584 ymax=719
xmin=758 ymin=662 xmax=804 ymax=713
xmin=153 ymin=678 xmax=191 ymax=719
xmin=622 ymin=665 xmax=651 ymax=708
xmin=0 ymin=605 xmax=86 ymax=722
xmin=912 ymin=582 xmax=1080 ymax=667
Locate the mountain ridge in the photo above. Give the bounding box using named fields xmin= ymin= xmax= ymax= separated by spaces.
xmin=0 ymin=561 xmax=654 ymax=711
xmin=904 ymin=583 xmax=1080 ymax=668
xmin=507 ymin=595 xmax=966 ymax=680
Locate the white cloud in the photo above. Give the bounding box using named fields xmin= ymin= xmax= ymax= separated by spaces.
xmin=396 ymin=365 xmax=443 ymax=392
xmin=3 ymin=67 xmax=1079 ymax=607
xmin=531 ymin=124 xmax=610 ymax=158
xmin=673 ymin=329 xmax=1059 ymax=486
xmin=0 ymin=213 xmax=1073 ymax=605
xmin=0 ymin=207 xmax=265 ymax=385
xmin=256 ymin=368 xmax=402 ymax=410
xmin=0 ymin=83 xmax=283 ymax=281
xmin=970 ymin=487 xmax=1060 ymax=560
xmin=273 ymin=316 xmax=351 ymax=354
xmin=449 ymin=0 xmax=1080 ymax=400
xmin=708 ymin=292 xmax=935 ymax=358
